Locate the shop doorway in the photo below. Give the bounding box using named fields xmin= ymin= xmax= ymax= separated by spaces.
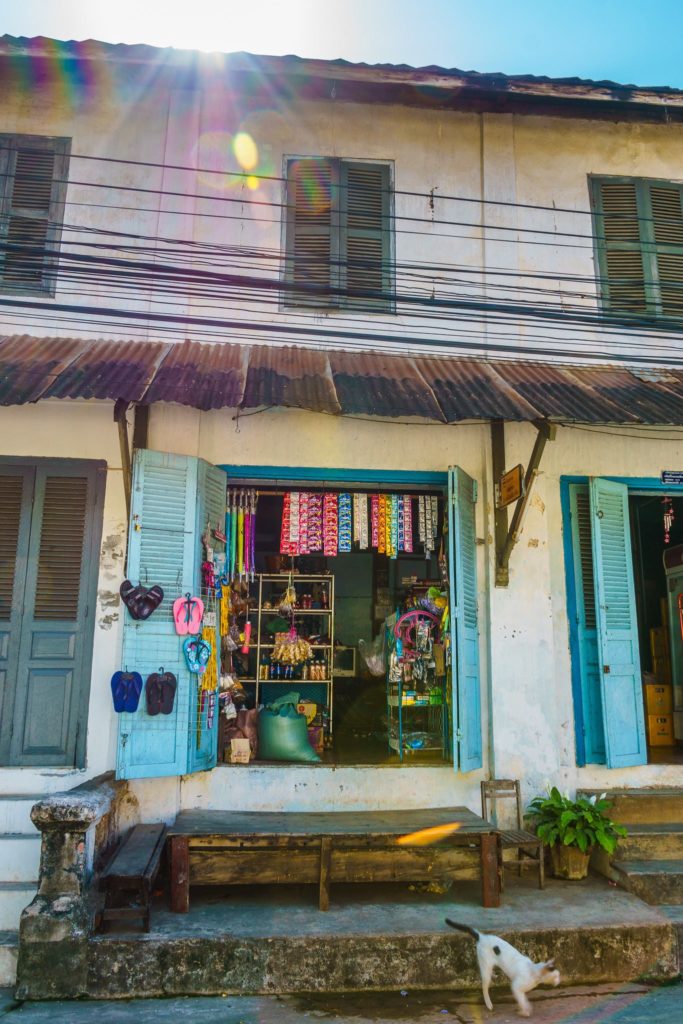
xmin=224 ymin=485 xmax=449 ymax=765
xmin=566 ymin=479 xmax=683 ymax=768
xmin=630 ymin=494 xmax=683 ymax=765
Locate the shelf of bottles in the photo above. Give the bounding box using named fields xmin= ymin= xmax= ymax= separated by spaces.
xmin=244 ymin=574 xmax=335 ymax=736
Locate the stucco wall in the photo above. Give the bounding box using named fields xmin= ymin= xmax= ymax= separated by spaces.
xmin=1 ymin=69 xmax=682 ymax=363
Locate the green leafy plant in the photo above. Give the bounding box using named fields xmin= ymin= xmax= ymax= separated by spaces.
xmin=527 ymin=787 xmax=627 ymax=855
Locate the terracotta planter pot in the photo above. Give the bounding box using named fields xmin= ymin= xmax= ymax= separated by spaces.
xmin=549 ymin=844 xmax=592 ymax=880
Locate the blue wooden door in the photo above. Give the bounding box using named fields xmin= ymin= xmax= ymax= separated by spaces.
xmin=590 ymin=478 xmax=647 ymax=768
xmin=447 ymin=466 xmax=483 ymax=772
xmin=187 ymin=460 xmax=227 ymax=774
xmin=0 ymin=461 xmax=105 ymax=767
xmin=569 ymin=485 xmax=606 ymax=764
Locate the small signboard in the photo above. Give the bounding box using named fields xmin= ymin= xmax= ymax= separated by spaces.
xmin=497 ymin=464 xmax=525 ymax=509
xmin=661 ymin=471 xmax=683 ymax=485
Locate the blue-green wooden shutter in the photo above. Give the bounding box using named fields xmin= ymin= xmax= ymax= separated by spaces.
xmin=569 ymin=485 xmax=606 ymax=764
xmin=117 ymin=450 xmax=199 ymax=780
xmin=339 ymin=162 xmax=391 ymax=311
xmin=187 ymin=461 xmax=227 ymax=774
xmin=447 ymin=466 xmax=483 ymax=772
xmin=589 ymin=477 xmax=647 ymax=768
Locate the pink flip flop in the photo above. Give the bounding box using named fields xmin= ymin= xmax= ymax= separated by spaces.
xmin=173 ymin=593 xmax=204 ymax=635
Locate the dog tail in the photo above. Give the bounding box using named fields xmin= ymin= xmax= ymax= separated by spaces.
xmin=445 ymin=919 xmax=479 ymax=940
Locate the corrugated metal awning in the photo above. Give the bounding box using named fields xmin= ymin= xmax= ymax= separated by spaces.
xmin=2 ymin=334 xmax=683 ymax=426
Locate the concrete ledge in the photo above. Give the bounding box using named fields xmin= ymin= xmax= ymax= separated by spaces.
xmin=82 ymin=878 xmax=679 ymax=999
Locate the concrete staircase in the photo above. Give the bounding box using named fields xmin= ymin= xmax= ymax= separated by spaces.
xmin=0 ymin=795 xmax=41 ymax=985
xmin=580 ymin=788 xmax=683 ymax=905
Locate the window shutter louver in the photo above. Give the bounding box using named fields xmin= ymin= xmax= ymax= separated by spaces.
xmin=0 ymin=474 xmax=25 ymax=621
xmin=340 ymin=163 xmax=390 ymax=310
xmin=574 ymin=490 xmax=597 ymax=630
xmin=286 ymin=158 xmax=337 ymax=307
xmin=650 ymin=185 xmax=683 ymax=317
xmin=34 ymin=476 xmax=88 ymax=620
xmin=597 ymin=180 xmax=649 ymax=314
xmin=0 ymin=135 xmax=69 ymax=295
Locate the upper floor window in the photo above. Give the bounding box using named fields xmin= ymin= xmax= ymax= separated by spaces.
xmin=0 ymin=134 xmax=70 ymax=296
xmin=591 ymin=176 xmax=683 ymax=318
xmin=284 ymin=157 xmax=393 ymax=311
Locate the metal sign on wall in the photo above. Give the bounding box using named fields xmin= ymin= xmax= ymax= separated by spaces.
xmin=661 ymin=471 xmax=683 ymax=485
xmin=496 ymin=464 xmax=525 ymax=509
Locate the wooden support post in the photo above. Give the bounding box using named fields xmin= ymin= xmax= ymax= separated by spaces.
xmin=480 ymin=833 xmax=501 ymax=908
xmin=491 ymin=419 xmax=508 ymax=570
xmin=169 ymin=835 xmax=190 ymax=913
xmin=319 ymin=836 xmax=332 ymax=911
xmin=495 ymin=419 xmax=556 ymax=586
xmin=113 ymin=399 xmax=132 ymax=522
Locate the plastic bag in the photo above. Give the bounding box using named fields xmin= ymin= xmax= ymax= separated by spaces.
xmin=359 ymin=632 xmax=386 ymax=676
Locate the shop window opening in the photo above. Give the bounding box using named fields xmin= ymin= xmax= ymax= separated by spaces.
xmin=568 ymin=480 xmax=683 ymax=768
xmin=220 ymin=485 xmax=451 ymax=766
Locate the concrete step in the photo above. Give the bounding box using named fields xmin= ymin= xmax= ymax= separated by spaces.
xmin=0 ymin=795 xmax=40 ymax=834
xmin=0 ymin=881 xmax=37 ymax=930
xmin=615 ymin=823 xmax=683 ymax=860
xmin=0 ymin=833 xmax=41 ymax=882
xmin=612 ymin=859 xmax=683 ymax=904
xmin=578 ymin=788 xmax=683 ymax=825
xmin=0 ymin=930 xmax=18 ymax=987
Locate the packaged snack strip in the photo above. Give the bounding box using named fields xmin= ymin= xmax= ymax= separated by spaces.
xmin=378 ymin=494 xmax=386 ymax=554
xmin=371 ymin=494 xmax=379 ymax=548
xmin=323 ymin=492 xmax=338 ymax=557
xmin=397 ymin=495 xmax=405 ymax=552
xmin=418 ymin=495 xmax=426 ymax=543
xmin=307 ymin=492 xmax=323 ymax=551
xmin=359 ymin=493 xmax=369 ymax=549
xmin=289 ymin=491 xmax=300 ymax=544
xmin=299 ymin=491 xmax=310 ymax=555
xmin=403 ymin=494 xmax=413 ymax=553
xmin=338 ymin=492 xmax=352 ymax=553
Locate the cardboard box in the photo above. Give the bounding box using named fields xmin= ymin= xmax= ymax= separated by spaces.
xmin=650 ymin=626 xmax=670 ymax=659
xmin=229 ymin=738 xmax=251 ymax=763
xmin=644 ymin=683 xmax=673 ymax=715
xmin=652 ymin=656 xmax=672 ymax=685
xmin=647 ymin=714 xmax=674 ymax=746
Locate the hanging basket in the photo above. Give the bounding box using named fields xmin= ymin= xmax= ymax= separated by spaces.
xmin=550 ymin=844 xmax=592 ymax=880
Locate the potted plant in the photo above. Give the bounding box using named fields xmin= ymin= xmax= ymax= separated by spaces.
xmin=527 ymin=788 xmax=627 ymax=880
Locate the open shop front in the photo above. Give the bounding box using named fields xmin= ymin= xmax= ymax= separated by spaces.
xmin=115 ymin=452 xmax=482 ymax=781
xmin=565 ymin=477 xmax=683 ymax=769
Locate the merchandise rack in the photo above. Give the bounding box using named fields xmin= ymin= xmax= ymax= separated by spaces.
xmin=247 ymin=574 xmax=335 ymax=735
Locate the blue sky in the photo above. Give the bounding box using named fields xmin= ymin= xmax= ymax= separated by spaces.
xmin=1 ymin=0 xmax=681 ymax=88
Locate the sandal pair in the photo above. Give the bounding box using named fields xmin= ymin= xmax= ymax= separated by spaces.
xmin=120 ymin=580 xmax=164 ymax=621
xmin=183 ymin=636 xmax=212 ymax=675
xmin=145 ymin=669 xmax=177 ymax=716
xmin=172 ymin=593 xmax=204 ymax=635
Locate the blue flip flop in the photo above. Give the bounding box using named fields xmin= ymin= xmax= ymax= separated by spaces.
xmin=110 ymin=671 xmax=143 ymax=713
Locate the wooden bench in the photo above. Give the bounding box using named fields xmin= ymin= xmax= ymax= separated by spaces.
xmin=167 ymin=808 xmax=501 ymax=913
xmin=99 ymin=823 xmax=166 ymax=932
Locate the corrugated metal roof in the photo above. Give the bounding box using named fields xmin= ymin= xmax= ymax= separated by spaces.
xmin=143 ymin=340 xmax=247 ymax=411
xmin=242 ymin=345 xmax=340 ymax=414
xmin=329 ymin=351 xmax=445 ymax=421
xmin=2 ymin=334 xmax=683 ymax=427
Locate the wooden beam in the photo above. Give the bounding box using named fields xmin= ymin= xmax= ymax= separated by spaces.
xmin=113 ymin=399 xmax=131 ymax=521
xmin=490 ymin=420 xmax=508 ymax=569
xmin=495 ymin=420 xmax=556 ymax=587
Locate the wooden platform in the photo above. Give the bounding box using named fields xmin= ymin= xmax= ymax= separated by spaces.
xmin=167 ymin=807 xmax=501 ymax=911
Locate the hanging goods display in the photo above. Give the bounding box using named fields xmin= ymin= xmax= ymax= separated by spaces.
xmin=145 ymin=669 xmax=178 ymax=716
xmin=119 ymin=580 xmax=164 ymax=621
xmin=227 ymin=488 xmax=259 ymax=578
xmin=338 ymin=493 xmax=352 ymax=553
xmin=173 ymin=593 xmax=204 ymax=636
xmin=323 ymin=492 xmax=338 ymax=556
xmin=371 ymin=494 xmax=380 ymax=548
xmin=403 ymin=494 xmax=414 ymax=553
xmin=663 ymin=496 xmax=675 ymax=546
xmin=110 ymin=670 xmax=143 ymax=714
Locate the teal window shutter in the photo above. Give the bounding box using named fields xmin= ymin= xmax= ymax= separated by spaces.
xmin=284 ymin=158 xmax=338 ymax=308
xmin=447 ymin=466 xmax=483 ymax=772
xmin=568 ymin=484 xmax=606 ymax=764
xmin=0 ymin=460 xmax=104 ymax=769
xmin=589 ymin=477 xmax=647 ymax=768
xmin=339 ymin=162 xmax=392 ymax=311
xmin=188 ymin=461 xmax=227 ymax=774
xmin=0 ymin=134 xmax=70 ymax=296
xmin=592 ymin=176 xmax=683 ymax=318
xmin=117 ymin=450 xmax=199 ymax=780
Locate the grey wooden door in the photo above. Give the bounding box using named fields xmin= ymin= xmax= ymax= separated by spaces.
xmin=0 ymin=459 xmax=105 ymax=767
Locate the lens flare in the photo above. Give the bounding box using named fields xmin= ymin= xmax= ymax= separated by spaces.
xmin=396 ymin=822 xmax=462 ymax=846
xmin=233 ymin=131 xmax=258 ymax=171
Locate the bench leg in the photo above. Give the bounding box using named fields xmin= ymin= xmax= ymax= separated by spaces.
xmin=480 ymin=833 xmax=500 ymax=908
xmin=319 ymin=836 xmax=332 ymax=911
xmin=170 ymin=836 xmax=190 ymax=913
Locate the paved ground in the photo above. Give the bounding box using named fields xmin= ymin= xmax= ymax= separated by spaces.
xmin=0 ymin=983 xmax=681 ymax=1022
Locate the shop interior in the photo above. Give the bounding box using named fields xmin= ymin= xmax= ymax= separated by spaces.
xmin=218 ymin=485 xmax=452 ymax=766
xmin=630 ymin=493 xmax=683 ymax=764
